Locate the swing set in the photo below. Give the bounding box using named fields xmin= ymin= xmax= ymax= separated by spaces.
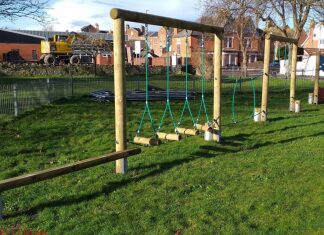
xmin=110 ymin=8 xmax=223 ymax=173
xmin=133 ymin=27 xmax=211 ymax=145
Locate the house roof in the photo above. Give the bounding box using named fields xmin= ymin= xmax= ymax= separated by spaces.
xmin=0 ymin=29 xmax=44 ymax=43
xmin=149 ymin=31 xmax=158 ymax=37
xmin=175 ymin=30 xmax=202 ymax=38
xmin=304 ymin=48 xmax=324 ymax=56
xmin=11 ymin=29 xmax=113 ymax=41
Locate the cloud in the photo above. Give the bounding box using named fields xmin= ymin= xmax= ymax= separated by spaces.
xmin=32 ymin=0 xmax=201 ymax=31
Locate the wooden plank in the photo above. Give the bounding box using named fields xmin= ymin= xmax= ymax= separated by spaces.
xmin=0 ymin=148 xmax=141 ymax=192
xmin=110 ymin=8 xmax=223 ymax=35
xmin=269 ymin=33 xmax=298 ymax=44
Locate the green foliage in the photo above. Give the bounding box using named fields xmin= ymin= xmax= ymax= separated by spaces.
xmin=0 ymin=87 xmax=323 ymax=234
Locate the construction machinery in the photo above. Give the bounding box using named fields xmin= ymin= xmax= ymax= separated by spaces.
xmin=40 ymin=32 xmax=112 ymax=65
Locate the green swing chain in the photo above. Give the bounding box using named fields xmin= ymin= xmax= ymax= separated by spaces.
xmin=196 ymin=33 xmax=210 ymax=125
xmin=178 ymin=30 xmax=196 ymax=126
xmin=158 ymin=28 xmax=178 ymax=131
xmin=231 ymin=77 xmax=256 ymax=123
xmin=136 ymin=24 xmax=156 ymax=135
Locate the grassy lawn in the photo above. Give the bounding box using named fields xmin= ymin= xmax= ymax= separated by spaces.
xmin=0 ymin=84 xmax=323 ymax=234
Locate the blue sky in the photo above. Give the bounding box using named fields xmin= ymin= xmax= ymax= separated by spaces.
xmin=1 ymin=0 xmax=201 ymax=31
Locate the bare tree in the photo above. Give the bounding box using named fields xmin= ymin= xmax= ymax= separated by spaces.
xmin=261 ymin=0 xmax=324 ymax=39
xmin=200 ymin=0 xmax=264 ymax=76
xmin=0 ymin=0 xmax=49 ymax=21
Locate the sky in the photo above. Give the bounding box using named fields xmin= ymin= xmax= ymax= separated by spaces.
xmin=1 ymin=0 xmax=202 ymax=31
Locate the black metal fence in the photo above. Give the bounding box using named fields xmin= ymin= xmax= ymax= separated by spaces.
xmin=0 ymin=72 xmax=322 ymax=120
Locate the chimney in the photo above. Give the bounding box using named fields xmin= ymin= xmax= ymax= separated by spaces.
xmin=126 ymin=24 xmax=130 ymax=30
xmin=141 ymin=25 xmax=145 ymax=34
xmin=95 ymin=23 xmax=99 ymax=32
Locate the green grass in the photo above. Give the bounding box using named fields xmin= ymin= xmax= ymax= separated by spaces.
xmin=0 ymin=86 xmax=323 ymax=234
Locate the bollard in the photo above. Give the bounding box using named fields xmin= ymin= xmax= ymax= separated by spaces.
xmin=295 ymin=100 xmax=301 ymax=113
xmin=254 ymin=108 xmax=261 ymax=122
xmin=308 ymin=93 xmax=314 ymax=104
xmin=204 ymin=128 xmax=213 ymax=141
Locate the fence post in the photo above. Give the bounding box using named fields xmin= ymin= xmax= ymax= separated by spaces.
xmin=70 ymin=77 xmax=74 ymax=97
xmin=13 ymin=84 xmax=18 ymax=117
xmin=47 ymin=78 xmax=51 ymax=104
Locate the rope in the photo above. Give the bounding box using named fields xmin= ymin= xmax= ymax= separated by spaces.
xmin=196 ymin=33 xmax=210 ymax=125
xmin=136 ymin=24 xmax=156 ymax=135
xmin=158 ymin=28 xmax=178 ymax=131
xmin=178 ymin=30 xmax=196 ymax=127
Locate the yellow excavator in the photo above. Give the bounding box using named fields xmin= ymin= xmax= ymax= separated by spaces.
xmin=40 ymin=33 xmax=111 ymax=65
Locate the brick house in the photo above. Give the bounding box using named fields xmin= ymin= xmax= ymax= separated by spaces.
xmin=301 ymin=21 xmax=324 ymax=51
xmin=0 ymin=29 xmax=43 ymax=62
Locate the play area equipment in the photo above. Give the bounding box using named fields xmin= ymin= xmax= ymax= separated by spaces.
xmin=258 ymin=24 xmax=299 ymax=121
xmin=156 ymin=28 xmax=181 ymax=142
xmin=311 ymin=51 xmax=324 ymax=104
xmin=0 ymin=148 xmax=141 ymax=218
xmin=110 ymin=8 xmax=224 ymax=173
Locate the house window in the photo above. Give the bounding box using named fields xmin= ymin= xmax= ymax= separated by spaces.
xmin=231 ymin=55 xmax=236 ymax=65
xmin=320 ymin=38 xmax=324 ymax=45
xmin=225 ymin=37 xmax=233 ymax=48
xmin=177 ymin=44 xmax=181 ymax=55
xmin=32 ymin=50 xmax=37 ymax=60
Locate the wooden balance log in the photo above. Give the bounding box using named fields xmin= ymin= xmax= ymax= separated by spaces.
xmin=176 ymin=127 xmax=199 ymax=136
xmin=156 ymin=132 xmax=181 ymax=141
xmin=133 ymin=136 xmax=160 ymax=146
xmin=195 ymin=123 xmax=209 ymax=132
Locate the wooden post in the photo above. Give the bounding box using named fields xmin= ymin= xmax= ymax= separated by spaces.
xmin=314 ymin=51 xmax=320 ymax=104
xmin=213 ymin=33 xmax=222 ymax=141
xmin=113 ymin=18 xmax=127 ymax=174
xmin=261 ymin=33 xmax=271 ymax=121
xmin=289 ymin=43 xmax=298 ymax=111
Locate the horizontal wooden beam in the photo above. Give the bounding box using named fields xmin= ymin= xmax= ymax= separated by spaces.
xmin=110 ymin=8 xmax=223 ymax=35
xmin=0 ymin=148 xmax=141 ymax=192
xmin=269 ymin=33 xmax=298 ymax=44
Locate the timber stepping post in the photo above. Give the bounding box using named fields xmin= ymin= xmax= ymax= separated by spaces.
xmin=213 ymin=31 xmax=222 ymax=141
xmin=261 ymin=32 xmax=271 ymax=121
xmin=290 ymin=43 xmax=298 ymax=112
xmin=314 ymin=51 xmax=320 ymax=104
xmin=113 ymin=17 xmax=128 ymax=174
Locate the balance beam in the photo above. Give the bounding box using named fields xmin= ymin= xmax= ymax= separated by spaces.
xmin=156 ymin=132 xmax=181 ymax=141
xmin=133 ymin=136 xmax=159 ymax=146
xmin=0 ymin=148 xmax=141 ymax=192
xmin=176 ymin=128 xmax=199 ymax=136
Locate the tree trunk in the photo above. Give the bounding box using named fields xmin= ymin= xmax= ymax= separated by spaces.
xmin=242 ymin=50 xmax=248 ymax=77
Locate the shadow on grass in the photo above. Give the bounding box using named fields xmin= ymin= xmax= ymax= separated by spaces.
xmin=3 ymin=126 xmax=324 ymax=219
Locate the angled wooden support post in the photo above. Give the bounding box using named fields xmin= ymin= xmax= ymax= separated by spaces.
xmin=289 ymin=43 xmax=298 ymax=112
xmin=313 ymin=51 xmax=320 ymax=104
xmin=261 ymin=33 xmax=271 ymax=121
xmin=113 ymin=17 xmax=127 ymax=174
xmin=213 ymin=32 xmax=222 ymax=142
